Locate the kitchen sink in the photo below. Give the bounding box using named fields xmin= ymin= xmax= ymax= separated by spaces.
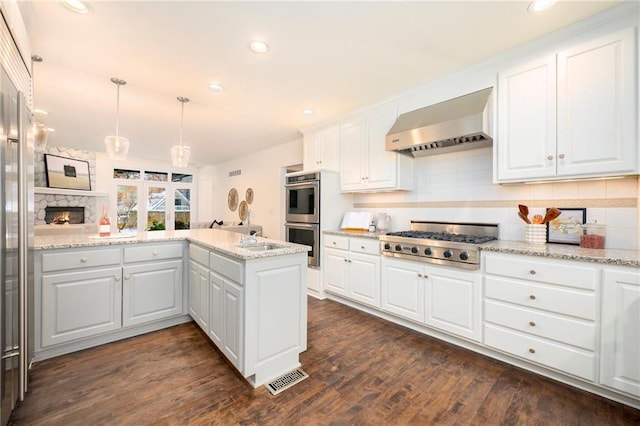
xmin=237 ymin=243 xmax=285 ymax=251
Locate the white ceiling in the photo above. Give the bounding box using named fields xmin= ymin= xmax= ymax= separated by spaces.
xmin=21 ymin=1 xmax=621 ymax=166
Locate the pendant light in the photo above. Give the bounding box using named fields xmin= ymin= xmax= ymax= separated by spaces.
xmin=104 ymin=77 xmax=130 ymax=160
xmin=170 ymin=96 xmax=191 ymax=168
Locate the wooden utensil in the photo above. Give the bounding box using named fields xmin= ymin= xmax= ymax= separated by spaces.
xmin=518 ymin=204 xmax=530 ymax=223
xmin=518 ymin=212 xmax=531 ymax=224
xmin=532 ymin=214 xmax=544 ymax=224
xmin=542 ymin=207 xmax=561 ymax=224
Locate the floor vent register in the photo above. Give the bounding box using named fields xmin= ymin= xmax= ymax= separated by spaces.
xmin=265 ymin=368 xmax=309 ymax=395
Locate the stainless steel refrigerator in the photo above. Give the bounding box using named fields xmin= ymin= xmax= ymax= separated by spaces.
xmin=0 ymin=65 xmax=33 ymax=425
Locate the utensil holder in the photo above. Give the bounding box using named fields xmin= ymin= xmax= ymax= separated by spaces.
xmin=524 ymin=224 xmax=547 ymax=245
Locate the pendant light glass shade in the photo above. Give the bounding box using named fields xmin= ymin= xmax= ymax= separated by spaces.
xmin=171 ymin=96 xmax=191 ymax=167
xmin=34 ymin=122 xmax=49 ymax=152
xmin=105 ymin=77 xmax=130 ymax=160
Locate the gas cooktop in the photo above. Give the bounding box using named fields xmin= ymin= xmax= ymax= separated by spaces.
xmin=379 ymin=221 xmax=499 ymax=270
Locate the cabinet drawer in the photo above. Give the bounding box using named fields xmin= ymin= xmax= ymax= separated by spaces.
xmin=324 ymin=234 xmax=349 ymax=250
xmin=349 ymin=238 xmax=380 ymax=255
xmin=210 ymin=252 xmax=243 ymax=285
xmin=124 ymin=243 xmax=183 ymax=263
xmin=485 ymin=276 xmax=595 ymax=320
xmin=485 ymin=324 xmax=595 ymax=381
xmin=485 ymin=300 xmax=595 ymax=351
xmin=42 ymin=248 xmax=121 ymax=272
xmin=189 ymin=244 xmax=209 ymax=266
xmin=484 ymin=254 xmax=597 ymax=291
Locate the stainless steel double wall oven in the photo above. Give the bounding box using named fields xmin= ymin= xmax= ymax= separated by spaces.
xmin=285 ymin=171 xmax=320 ymax=267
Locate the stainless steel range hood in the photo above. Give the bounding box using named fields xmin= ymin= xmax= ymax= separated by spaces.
xmin=386 ymin=87 xmax=493 ymax=157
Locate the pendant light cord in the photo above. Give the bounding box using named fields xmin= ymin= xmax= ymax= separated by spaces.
xmin=177 ymin=96 xmax=189 ymax=149
xmin=115 ymin=83 xmax=120 ymax=138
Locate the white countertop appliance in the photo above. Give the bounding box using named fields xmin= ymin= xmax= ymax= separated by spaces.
xmin=379 ymin=221 xmax=498 ymax=270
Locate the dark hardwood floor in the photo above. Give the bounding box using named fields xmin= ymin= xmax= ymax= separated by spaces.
xmin=11 ymin=297 xmax=640 ymax=425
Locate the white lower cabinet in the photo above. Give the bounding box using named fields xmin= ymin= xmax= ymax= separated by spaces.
xmin=189 ymin=242 xmax=307 ymax=387
xmin=323 ymin=235 xmax=380 ymax=308
xmin=483 ymin=253 xmax=597 ymax=382
xmin=381 ymin=256 xmax=482 ymax=342
xmin=41 ymin=267 xmax=122 ymax=347
xmin=600 ymin=267 xmax=640 ymax=397
xmin=123 ymin=260 xmax=183 ymax=327
xmin=37 ymin=242 xmax=185 ymax=352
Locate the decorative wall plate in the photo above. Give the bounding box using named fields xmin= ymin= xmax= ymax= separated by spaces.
xmin=246 ymin=188 xmax=254 ymax=205
xmin=238 ymin=200 xmax=248 ymax=221
xmin=228 ymin=188 xmax=238 ymax=211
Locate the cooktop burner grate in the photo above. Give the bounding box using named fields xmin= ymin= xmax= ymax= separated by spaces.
xmin=385 ymin=231 xmax=497 ymax=245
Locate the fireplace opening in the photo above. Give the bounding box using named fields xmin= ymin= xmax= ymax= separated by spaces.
xmin=45 ymin=207 xmax=85 ymax=225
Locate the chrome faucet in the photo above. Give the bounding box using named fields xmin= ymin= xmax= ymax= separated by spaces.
xmin=241 ymin=209 xmax=257 ymax=245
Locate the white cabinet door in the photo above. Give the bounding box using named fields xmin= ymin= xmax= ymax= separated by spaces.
xmin=425 ymin=268 xmax=482 ymax=342
xmin=497 ymin=55 xmax=557 ymax=181
xmin=122 ymin=260 xmax=183 ymax=327
xmin=188 ymin=260 xmax=209 ymax=331
xmin=381 ymin=257 xmax=424 ymax=322
xmin=303 ymin=126 xmax=340 ymax=171
xmin=324 ymin=247 xmax=349 ymax=296
xmin=556 ymin=28 xmax=637 ymax=177
xmin=365 ymin=103 xmax=399 ymax=190
xmin=349 ymin=252 xmax=380 ymax=308
xmin=339 ymin=117 xmax=366 ymax=191
xmin=223 ymin=279 xmax=244 ymax=370
xmin=208 ymin=271 xmax=224 ymax=349
xmin=41 ymin=267 xmax=122 ymax=347
xmin=600 ymin=268 xmax=640 ymax=397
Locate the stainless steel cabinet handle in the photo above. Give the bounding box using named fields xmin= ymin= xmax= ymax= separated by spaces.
xmin=529 ymin=348 xmax=536 ymax=354
xmin=529 ymin=321 xmax=536 ymax=327
xmin=558 ymin=154 xmax=565 ymax=159
xmin=529 ymin=294 xmax=536 ymax=300
xmin=80 ymin=257 xmax=88 ymax=263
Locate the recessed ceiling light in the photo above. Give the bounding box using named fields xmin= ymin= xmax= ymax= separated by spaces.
xmin=527 ymin=0 xmax=557 ymax=13
xmin=47 ymin=127 xmax=56 ymax=132
xmin=208 ymin=82 xmax=224 ymax=92
xmin=249 ymin=40 xmax=270 ymax=54
xmin=301 ymin=108 xmax=314 ymax=116
xmin=61 ymin=0 xmax=91 ymax=14
xmin=34 ymin=108 xmax=49 ymax=115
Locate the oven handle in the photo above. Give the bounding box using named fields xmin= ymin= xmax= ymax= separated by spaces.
xmin=285 ymin=222 xmax=319 ymax=229
xmin=285 ymin=180 xmax=319 ymax=189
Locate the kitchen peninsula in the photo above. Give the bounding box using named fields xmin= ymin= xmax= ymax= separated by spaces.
xmin=33 ymin=229 xmax=309 ymax=388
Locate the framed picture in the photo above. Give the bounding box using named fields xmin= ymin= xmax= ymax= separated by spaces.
xmin=546 ymin=208 xmax=586 ymax=245
xmin=44 ymin=154 xmax=91 ymax=191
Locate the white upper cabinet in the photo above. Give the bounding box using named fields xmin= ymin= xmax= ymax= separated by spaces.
xmin=303 ymin=125 xmax=340 ymax=172
xmin=340 ymin=102 xmax=413 ymax=192
xmin=496 ymin=27 xmax=637 ymax=182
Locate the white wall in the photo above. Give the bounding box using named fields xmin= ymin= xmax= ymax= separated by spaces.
xmin=209 ymin=139 xmax=303 ymax=239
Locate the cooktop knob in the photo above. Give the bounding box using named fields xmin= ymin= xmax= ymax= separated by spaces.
xmin=459 ymin=251 xmax=469 ymax=261
xmin=384 ymin=243 xmax=391 ymax=250
xmin=411 ymin=246 xmax=419 ymax=254
xmin=424 ymin=247 xmax=433 ymax=256
xmin=395 ymin=244 xmax=403 ymax=252
xmin=443 ymin=249 xmax=453 ymax=258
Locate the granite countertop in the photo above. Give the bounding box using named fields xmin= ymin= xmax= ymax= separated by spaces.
xmin=34 ymin=228 xmax=310 ymax=261
xmin=481 ymin=240 xmax=640 ymax=267
xmin=323 ymin=229 xmax=387 ymax=239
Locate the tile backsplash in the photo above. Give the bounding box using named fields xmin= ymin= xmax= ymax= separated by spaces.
xmin=353 ymin=147 xmax=639 ymax=250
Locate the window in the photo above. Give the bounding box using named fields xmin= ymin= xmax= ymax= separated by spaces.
xmin=113 ymin=169 xmax=195 ymax=232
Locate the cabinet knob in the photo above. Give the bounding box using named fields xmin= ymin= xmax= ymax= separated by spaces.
xmin=529 ymin=321 xmax=536 ymax=327
xmin=360 ymin=246 xmax=365 ymax=250
xmin=332 ymin=241 xmax=337 ymax=245
xmin=529 ymin=270 xmax=536 ymax=275
xmin=152 ymin=251 xmax=159 ymax=256
xmin=529 ymin=348 xmax=536 ymax=354
xmin=344 ymin=258 xmax=348 ymax=262
xmin=80 ymin=257 xmax=88 ymax=263
xmin=529 ymin=294 xmax=536 ymax=300
xmin=547 ymin=155 xmax=553 ymax=161
xmin=124 ymin=275 xmax=131 ymax=280
xmin=558 ymin=153 xmax=565 ymax=159
xmin=114 ymin=276 xmax=121 ymax=281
